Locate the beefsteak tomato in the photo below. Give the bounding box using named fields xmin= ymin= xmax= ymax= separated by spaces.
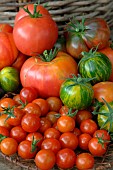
xmin=20 ymin=51 xmax=78 ymax=98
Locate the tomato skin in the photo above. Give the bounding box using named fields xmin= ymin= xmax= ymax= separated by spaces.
xmin=41 ymin=138 xmax=61 ymax=154
xmin=93 ymin=81 xmax=113 ymax=102
xmin=0 ymin=23 xmax=13 ymax=33
xmin=20 ymin=51 xmax=78 ymax=98
xmin=35 ymin=149 xmax=56 ymax=170
xmin=88 ymin=137 xmax=107 ymax=156
xmin=0 ymin=32 xmax=18 ymax=70
xmin=0 ymin=98 xmax=16 ymax=112
xmin=10 ymin=126 xmax=27 ymax=143
xmin=13 ymin=15 xmax=58 ymax=56
xmin=44 ymin=127 xmax=61 ymax=139
xmin=46 ymin=97 xmax=62 ymax=112
xmin=80 ymin=119 xmax=98 ymax=136
xmin=18 ymin=140 xmax=37 ymax=159
xmin=15 ymin=4 xmax=51 ymax=24
xmin=59 ymin=132 xmax=78 ymax=150
xmin=39 ymin=117 xmax=52 ymax=134
xmin=0 ymin=114 xmax=12 ymax=130
xmin=76 ymin=153 xmax=94 ymax=170
xmin=46 ymin=111 xmax=59 ymax=125
xmin=1 ymin=137 xmax=18 ymax=156
xmin=78 ymin=133 xmax=92 ymax=150
xmin=21 ymin=113 xmax=41 ymax=133
xmin=56 ymin=148 xmax=76 ymax=169
xmin=76 ymin=110 xmax=93 ymax=125
xmin=0 ymin=126 xmax=9 ymax=137
xmin=57 ymin=115 xmax=75 ymax=133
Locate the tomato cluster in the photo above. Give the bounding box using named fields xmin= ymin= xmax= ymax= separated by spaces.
xmin=0 ymin=86 xmax=111 ymax=170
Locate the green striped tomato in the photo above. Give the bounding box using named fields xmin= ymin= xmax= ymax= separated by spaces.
xmin=97 ymin=100 xmax=113 ymax=133
xmin=60 ymin=76 xmax=94 ymax=110
xmin=78 ymin=51 xmax=112 ymax=85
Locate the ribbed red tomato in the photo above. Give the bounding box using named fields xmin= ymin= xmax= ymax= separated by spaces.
xmin=20 ymin=51 xmax=78 ymax=98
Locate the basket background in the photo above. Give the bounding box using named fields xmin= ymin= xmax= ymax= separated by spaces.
xmin=0 ymin=0 xmax=113 ymax=35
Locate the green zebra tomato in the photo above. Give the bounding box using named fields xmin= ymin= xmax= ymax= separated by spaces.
xmin=0 ymin=67 xmax=20 ymax=92
xmin=78 ymin=49 xmax=112 ymax=85
xmin=60 ymin=75 xmax=94 ymax=110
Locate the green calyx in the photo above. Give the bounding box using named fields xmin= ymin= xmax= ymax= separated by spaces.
xmin=96 ymin=134 xmax=108 ymax=148
xmin=23 ymin=3 xmax=42 ymax=18
xmin=2 ymin=105 xmax=16 ymax=121
xmin=31 ymin=136 xmax=42 ymax=152
xmin=39 ymin=48 xmax=59 ymax=62
xmin=92 ymin=98 xmax=113 ymax=133
xmin=66 ymin=108 xmax=78 ymax=118
xmin=66 ymin=17 xmax=86 ymax=34
xmin=0 ymin=134 xmax=7 ymax=142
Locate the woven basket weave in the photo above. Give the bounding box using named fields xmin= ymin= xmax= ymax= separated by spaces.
xmin=0 ymin=0 xmax=113 ymax=34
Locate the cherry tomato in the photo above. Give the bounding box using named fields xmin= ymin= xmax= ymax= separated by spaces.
xmin=59 ymin=132 xmax=78 ymax=150
xmin=76 ymin=153 xmax=94 ymax=170
xmin=20 ymin=87 xmax=38 ymax=103
xmin=0 ymin=126 xmax=9 ymax=137
xmin=18 ymin=140 xmax=37 ymax=159
xmin=46 ymin=111 xmax=59 ymax=124
xmin=56 ymin=148 xmax=76 ymax=169
xmin=78 ymin=133 xmax=92 ymax=150
xmin=0 ymin=114 xmax=12 ymax=130
xmin=44 ymin=127 xmax=61 ymax=139
xmin=93 ymin=129 xmax=111 ymax=145
xmin=59 ymin=105 xmax=76 ymax=120
xmin=21 ymin=113 xmax=41 ymax=133
xmin=41 ymin=138 xmax=61 ymax=154
xmin=88 ymin=137 xmax=107 ymax=156
xmin=73 ymin=127 xmax=82 ymax=137
xmin=76 ymin=110 xmax=93 ymax=125
xmin=26 ymin=132 xmax=44 ymax=148
xmin=1 ymin=137 xmax=18 ymax=155
xmin=10 ymin=125 xmax=27 ymax=143
xmin=23 ymin=102 xmax=41 ymax=117
xmin=0 ymin=98 xmax=16 ymax=112
xmin=39 ymin=117 xmax=52 ymax=134
xmin=32 ymin=98 xmax=49 ymax=116
xmin=46 ymin=96 xmax=62 ymax=112
xmin=13 ymin=94 xmax=21 ymax=106
xmin=57 ymin=115 xmax=75 ymax=133
xmin=35 ymin=149 xmax=56 ymax=170
xmin=80 ymin=119 xmax=98 ymax=136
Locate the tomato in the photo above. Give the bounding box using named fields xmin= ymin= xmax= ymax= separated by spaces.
xmin=93 ymin=129 xmax=110 ymax=145
xmin=88 ymin=137 xmax=107 ymax=156
xmin=0 ymin=114 xmax=12 ymax=130
xmin=73 ymin=127 xmax=82 ymax=137
xmin=4 ymin=107 xmax=25 ymax=126
xmin=10 ymin=125 xmax=27 ymax=143
xmin=0 ymin=98 xmax=16 ymax=112
xmin=60 ymin=75 xmax=94 ymax=110
xmin=99 ymin=46 xmax=113 ymax=81
xmin=93 ymin=81 xmax=113 ymax=103
xmin=18 ymin=140 xmax=37 ymax=159
xmin=59 ymin=105 xmax=76 ymax=120
xmin=76 ymin=153 xmax=94 ymax=170
xmin=46 ymin=111 xmax=59 ymax=125
xmin=0 ymin=126 xmax=9 ymax=137
xmin=44 ymin=127 xmax=61 ymax=139
xmin=21 ymin=113 xmax=41 ymax=133
xmin=78 ymin=133 xmax=92 ymax=150
xmin=0 ymin=32 xmax=18 ymax=70
xmin=20 ymin=87 xmax=38 ymax=103
xmin=15 ymin=4 xmax=51 ymax=24
xmin=12 ymin=52 xmax=27 ymax=71
xmin=46 ymin=97 xmax=62 ymax=112
xmin=80 ymin=119 xmax=98 ymax=135
xmin=13 ymin=7 xmax=58 ymax=56
xmin=26 ymin=132 xmax=44 ymax=148
xmin=20 ymin=51 xmax=78 ymax=98
xmin=78 ymin=50 xmax=112 ymax=85
xmin=76 ymin=110 xmax=93 ymax=125
xmin=41 ymin=138 xmax=61 ymax=154
xmin=0 ymin=23 xmax=13 ymax=33
xmin=32 ymin=98 xmax=49 ymax=116
xmin=65 ymin=18 xmax=110 ymax=59
xmin=59 ymin=132 xmax=78 ymax=150
xmin=1 ymin=137 xmax=18 ymax=155
xmin=56 ymin=148 xmax=76 ymax=169
xmin=35 ymin=149 xmax=56 ymax=170
xmin=39 ymin=117 xmax=52 ymax=134
xmin=57 ymin=115 xmax=75 ymax=133
xmin=23 ymin=102 xmax=41 ymax=117
xmin=13 ymin=94 xmax=21 ymax=106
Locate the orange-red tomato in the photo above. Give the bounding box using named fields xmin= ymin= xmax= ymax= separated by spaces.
xmin=76 ymin=110 xmax=93 ymax=125
xmin=39 ymin=117 xmax=52 ymax=134
xmin=44 ymin=127 xmax=61 ymax=139
xmin=46 ymin=97 xmax=62 ymax=112
xmin=0 ymin=23 xmax=13 ymax=33
xmin=0 ymin=98 xmax=16 ymax=112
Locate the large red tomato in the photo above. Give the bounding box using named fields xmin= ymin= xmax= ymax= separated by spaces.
xmin=14 ymin=4 xmax=51 ymax=24
xmin=99 ymin=46 xmax=113 ymax=81
xmin=20 ymin=51 xmax=78 ymax=98
xmin=0 ymin=32 xmax=18 ymax=70
xmin=13 ymin=8 xmax=58 ymax=56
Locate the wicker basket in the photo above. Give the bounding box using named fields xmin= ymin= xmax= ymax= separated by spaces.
xmin=0 ymin=0 xmax=113 ymax=35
